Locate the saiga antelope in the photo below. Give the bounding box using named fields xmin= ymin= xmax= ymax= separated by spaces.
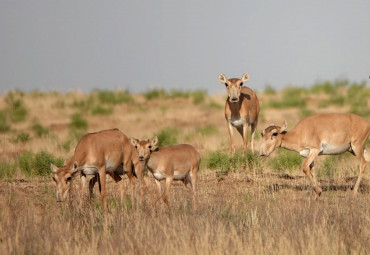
xmin=259 ymin=113 xmax=370 ymax=199
xmin=130 ymin=137 xmax=200 ymax=206
xmin=51 ymin=129 xmax=133 ymax=213
xmin=219 ymin=73 xmax=260 ymax=154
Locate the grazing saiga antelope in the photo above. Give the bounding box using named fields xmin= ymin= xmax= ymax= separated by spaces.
xmin=130 ymin=137 xmax=200 ymax=206
xmin=259 ymin=113 xmax=370 ymax=198
xmin=50 ymin=129 xmax=133 ymax=213
xmin=218 ymin=73 xmax=260 ymax=154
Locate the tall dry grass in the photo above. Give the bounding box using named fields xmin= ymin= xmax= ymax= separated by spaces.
xmin=1 ymin=85 xmax=370 ymax=254
xmin=0 ymin=173 xmax=369 ymax=254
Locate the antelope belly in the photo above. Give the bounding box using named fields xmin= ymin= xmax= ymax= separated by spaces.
xmin=82 ymin=166 xmax=98 ymax=175
xmin=153 ymin=172 xmax=166 ymax=180
xmin=229 ymin=117 xmax=246 ymax=127
xmin=173 ymin=171 xmax=187 ymax=180
xmin=321 ymin=143 xmax=350 ymax=155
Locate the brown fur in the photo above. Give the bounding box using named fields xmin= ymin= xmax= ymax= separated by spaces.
xmin=51 ymin=129 xmax=133 ymax=213
xmin=131 ymin=137 xmax=200 ymax=206
xmin=260 ymin=113 xmax=370 ymax=199
xmin=219 ymin=73 xmax=260 ymax=154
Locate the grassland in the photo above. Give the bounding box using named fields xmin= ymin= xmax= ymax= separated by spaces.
xmin=0 ymin=81 xmax=370 ymax=254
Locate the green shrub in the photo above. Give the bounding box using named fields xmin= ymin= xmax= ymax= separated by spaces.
xmin=154 ymin=127 xmax=178 ymax=147
xmin=0 ymin=111 xmax=10 ymax=132
xmin=264 ymin=85 xmax=276 ymax=95
xmin=0 ymin=161 xmax=16 ymax=179
xmin=94 ymin=90 xmax=134 ymax=104
xmin=316 ymin=156 xmax=338 ymax=178
xmin=207 ymin=101 xmax=223 ymax=110
xmin=5 ymin=91 xmax=28 ymax=122
xmin=32 ymin=123 xmax=49 ymax=137
xmin=91 ymin=105 xmax=114 ymax=115
xmin=59 ymin=139 xmax=73 ymax=152
xmin=310 ymin=80 xmax=348 ymax=94
xmin=11 ymin=132 xmax=31 ymax=143
xmin=270 ymin=150 xmax=303 ymax=173
xmin=299 ymin=107 xmax=314 ymax=118
xmin=196 ymin=125 xmax=218 ymax=136
xmin=191 ymin=90 xmax=207 ymax=105
xmin=268 ymin=87 xmax=307 ymax=109
xmin=168 ymin=89 xmax=190 ymax=99
xmin=319 ymin=96 xmax=345 ymax=108
xmin=18 ymin=150 xmax=63 ymax=177
xmin=205 ymin=150 xmax=261 ymax=174
xmin=70 ymin=113 xmax=88 ymax=130
xmin=144 ymin=89 xmax=168 ymax=100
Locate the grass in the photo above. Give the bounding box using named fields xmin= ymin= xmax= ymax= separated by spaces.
xmin=18 ymin=150 xmax=64 ymax=177
xmin=11 ymin=132 xmax=31 ymax=143
xmin=0 ymin=111 xmax=10 ymax=132
xmin=268 ymin=87 xmax=307 ymax=109
xmin=154 ymin=127 xmax=179 ymax=147
xmin=205 ymin=150 xmax=261 ymax=174
xmin=32 ymin=123 xmax=49 ymax=137
xmin=91 ymin=105 xmax=114 ymax=115
xmin=93 ymin=89 xmax=134 ymax=104
xmin=0 ymin=160 xmax=15 ymax=179
xmin=1 ymin=82 xmax=370 ymax=254
xmin=269 ymin=150 xmax=303 ymax=173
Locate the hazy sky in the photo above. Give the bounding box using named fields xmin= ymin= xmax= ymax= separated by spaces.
xmin=1 ymin=0 xmax=369 ymax=94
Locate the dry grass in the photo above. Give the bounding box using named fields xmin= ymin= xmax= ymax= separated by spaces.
xmin=0 ymin=87 xmax=370 ymax=254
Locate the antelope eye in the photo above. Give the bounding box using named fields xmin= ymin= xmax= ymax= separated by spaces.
xmin=135 ymin=145 xmax=137 ymax=149
xmin=272 ymin=132 xmax=278 ymax=136
xmin=260 ymin=132 xmax=263 ymax=137
xmin=52 ymin=177 xmax=56 ymax=182
xmin=66 ymin=176 xmax=72 ymax=181
xmin=225 ymin=83 xmax=228 ymax=87
xmin=149 ymin=145 xmax=152 ymax=149
xmin=240 ymin=82 xmax=243 ymax=86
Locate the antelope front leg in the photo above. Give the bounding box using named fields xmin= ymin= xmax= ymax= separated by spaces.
xmin=227 ymin=121 xmax=235 ymax=155
xmin=99 ymin=167 xmax=108 ymax=214
xmin=302 ymin=149 xmax=322 ymax=199
xmin=242 ymin=124 xmax=249 ymax=152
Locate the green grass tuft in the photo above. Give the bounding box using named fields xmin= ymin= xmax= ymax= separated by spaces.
xmin=269 ymin=150 xmax=303 ymax=173
xmin=154 ymin=127 xmax=179 ymax=147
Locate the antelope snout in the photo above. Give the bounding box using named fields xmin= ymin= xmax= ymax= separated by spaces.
xmin=231 ymin=97 xmax=239 ymax=102
xmin=138 ymin=156 xmax=145 ymax=161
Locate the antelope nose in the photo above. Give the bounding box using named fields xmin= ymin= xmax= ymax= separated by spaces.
xmin=259 ymin=153 xmax=266 ymax=157
xmin=56 ymin=200 xmax=62 ymax=203
xmin=231 ymin=97 xmax=238 ymax=102
xmin=138 ymin=156 xmax=145 ymax=161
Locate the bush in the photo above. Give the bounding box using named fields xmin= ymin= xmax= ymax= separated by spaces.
xmin=0 ymin=111 xmax=10 ymax=132
xmin=5 ymin=91 xmax=28 ymax=122
xmin=264 ymin=85 xmax=276 ymax=95
xmin=154 ymin=127 xmax=178 ymax=147
xmin=196 ymin=125 xmax=218 ymax=136
xmin=70 ymin=113 xmax=88 ymax=131
xmin=143 ymin=89 xmax=168 ymax=100
xmin=205 ymin=150 xmax=261 ymax=174
xmin=94 ymin=90 xmax=134 ymax=104
xmin=32 ymin=123 xmax=49 ymax=137
xmin=191 ymin=90 xmax=207 ymax=105
xmin=268 ymin=87 xmax=307 ymax=109
xmin=11 ymin=132 xmax=31 ymax=143
xmin=270 ymin=150 xmax=303 ymax=173
xmin=0 ymin=161 xmax=16 ymax=179
xmin=18 ymin=150 xmax=64 ymax=177
xmin=91 ymin=105 xmax=114 ymax=115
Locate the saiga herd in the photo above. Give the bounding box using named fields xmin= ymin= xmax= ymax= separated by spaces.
xmin=51 ymin=73 xmax=370 ymax=213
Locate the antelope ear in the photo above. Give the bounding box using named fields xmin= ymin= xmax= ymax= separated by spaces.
xmin=241 ymin=73 xmax=250 ymax=83
xmin=130 ymin=138 xmax=138 ymax=147
xmin=151 ymin=136 xmax=158 ymax=147
xmin=50 ymin=163 xmax=58 ymax=174
xmin=219 ymin=74 xmax=227 ymax=84
xmin=72 ymin=161 xmax=78 ymax=173
xmin=281 ymin=121 xmax=287 ymax=133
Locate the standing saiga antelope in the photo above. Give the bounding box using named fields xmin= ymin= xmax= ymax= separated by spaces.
xmin=259 ymin=113 xmax=370 ymax=199
xmin=130 ymin=137 xmax=200 ymax=206
xmin=219 ymin=73 xmax=260 ymax=154
xmin=50 ymin=129 xmax=134 ymax=213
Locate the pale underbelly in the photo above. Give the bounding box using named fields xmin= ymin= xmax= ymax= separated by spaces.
xmin=152 ymin=171 xmax=187 ymax=180
xmin=299 ymin=143 xmax=351 ymax=157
